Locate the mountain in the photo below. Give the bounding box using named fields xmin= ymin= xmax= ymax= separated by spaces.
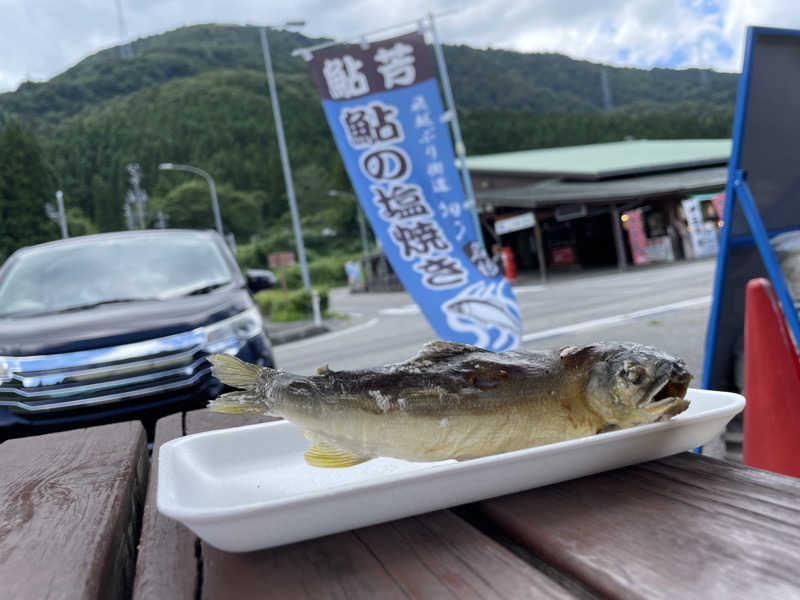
xmin=0 ymin=23 xmax=738 ymax=256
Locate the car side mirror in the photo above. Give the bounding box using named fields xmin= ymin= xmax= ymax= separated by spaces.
xmin=246 ymin=269 xmax=276 ymax=293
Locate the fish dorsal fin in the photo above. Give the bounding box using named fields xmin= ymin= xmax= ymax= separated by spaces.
xmin=407 ymin=340 xmax=480 ymax=364
xmin=304 ymin=443 xmax=369 ymax=468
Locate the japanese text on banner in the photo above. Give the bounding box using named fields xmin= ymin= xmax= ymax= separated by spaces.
xmin=308 ymin=32 xmax=521 ymax=351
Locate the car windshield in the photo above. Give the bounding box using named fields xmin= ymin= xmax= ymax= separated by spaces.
xmin=0 ymin=234 xmax=234 ymax=317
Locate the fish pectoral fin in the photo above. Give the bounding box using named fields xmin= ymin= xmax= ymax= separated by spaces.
xmin=304 ymin=443 xmax=369 ymax=468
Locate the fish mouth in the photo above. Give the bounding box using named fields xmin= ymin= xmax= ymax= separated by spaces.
xmin=639 ymin=367 xmax=692 ymax=407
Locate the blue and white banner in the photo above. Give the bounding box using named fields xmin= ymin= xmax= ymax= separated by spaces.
xmin=309 ymin=32 xmax=521 ymax=351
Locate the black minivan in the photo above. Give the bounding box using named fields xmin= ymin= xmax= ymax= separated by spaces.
xmin=0 ymin=229 xmax=275 ymax=437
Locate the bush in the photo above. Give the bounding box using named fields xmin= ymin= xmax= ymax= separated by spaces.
xmin=254 ymin=287 xmax=329 ymax=322
xmin=236 ymin=241 xmax=353 ymax=291
xmin=266 ymin=256 xmax=351 ymax=290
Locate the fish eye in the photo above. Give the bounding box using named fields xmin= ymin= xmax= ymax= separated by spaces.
xmin=625 ymin=365 xmax=646 ymax=384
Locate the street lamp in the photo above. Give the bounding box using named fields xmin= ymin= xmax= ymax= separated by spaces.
xmin=259 ymin=21 xmax=311 ymax=291
xmin=328 ymin=190 xmax=370 ymax=258
xmin=158 ymin=163 xmax=223 ymax=238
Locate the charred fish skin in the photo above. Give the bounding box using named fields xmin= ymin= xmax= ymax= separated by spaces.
xmin=208 ymin=341 xmax=692 ymax=466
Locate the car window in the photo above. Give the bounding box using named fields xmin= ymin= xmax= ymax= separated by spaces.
xmin=0 ymin=235 xmax=234 ymax=317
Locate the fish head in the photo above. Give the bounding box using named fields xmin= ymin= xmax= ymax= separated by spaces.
xmin=562 ymin=343 xmax=692 ymax=428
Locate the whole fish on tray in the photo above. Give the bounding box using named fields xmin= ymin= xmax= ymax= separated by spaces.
xmin=208 ymin=341 xmax=691 ymax=468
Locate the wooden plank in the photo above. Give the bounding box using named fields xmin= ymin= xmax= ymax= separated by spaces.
xmin=352 ymin=511 xmax=575 ymax=599
xmin=0 ymin=421 xmax=148 ymax=600
xmin=132 ymin=413 xmax=197 ymax=600
xmin=185 ymin=407 xmax=273 ymax=435
xmin=477 ymin=452 xmax=800 ymax=600
xmin=200 ymin=511 xmax=575 ymax=600
xmin=201 ymin=530 xmax=413 ymax=600
xmin=182 ymin=410 xmax=574 ymax=600
xmin=133 ymin=409 xmax=273 ymax=599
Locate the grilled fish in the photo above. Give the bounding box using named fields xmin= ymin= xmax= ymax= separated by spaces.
xmin=208 ymin=341 xmax=691 ymax=468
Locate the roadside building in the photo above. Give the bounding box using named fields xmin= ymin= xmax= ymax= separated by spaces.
xmin=468 ymin=139 xmax=730 ymax=280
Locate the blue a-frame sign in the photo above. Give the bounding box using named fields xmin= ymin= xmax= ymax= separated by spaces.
xmin=703 ymin=26 xmax=800 ymax=392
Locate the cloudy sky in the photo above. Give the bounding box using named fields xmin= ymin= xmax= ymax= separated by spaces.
xmin=1 ymin=0 xmax=798 ymax=93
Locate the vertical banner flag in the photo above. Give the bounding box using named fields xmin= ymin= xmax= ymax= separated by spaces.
xmin=682 ymin=197 xmax=718 ymax=258
xmin=308 ymin=32 xmax=521 ymax=351
xmin=710 ymin=192 xmax=725 ymax=223
xmin=624 ymin=209 xmax=649 ymax=265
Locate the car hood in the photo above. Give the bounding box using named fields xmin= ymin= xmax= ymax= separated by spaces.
xmin=0 ymin=288 xmax=255 ymax=356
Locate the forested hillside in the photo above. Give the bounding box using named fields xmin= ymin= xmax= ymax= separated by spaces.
xmin=0 ymin=23 xmax=738 ymax=266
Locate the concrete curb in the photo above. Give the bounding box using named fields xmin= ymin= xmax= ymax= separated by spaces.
xmin=266 ymin=323 xmax=332 ymax=346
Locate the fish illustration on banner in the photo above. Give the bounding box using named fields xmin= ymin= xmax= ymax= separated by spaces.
xmin=307 ymin=31 xmax=521 ymax=351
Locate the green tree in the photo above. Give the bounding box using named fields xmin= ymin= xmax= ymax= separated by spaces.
xmin=150 ymin=180 xmax=263 ymax=240
xmin=0 ymin=120 xmax=58 ymax=261
xmin=65 ymin=206 xmax=98 ymax=237
xmin=0 ymin=24 xmax=741 ymax=264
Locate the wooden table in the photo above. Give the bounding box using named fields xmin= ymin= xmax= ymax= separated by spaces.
xmin=3 ymin=412 xmax=800 ymax=599
xmin=0 ymin=421 xmax=148 ymax=600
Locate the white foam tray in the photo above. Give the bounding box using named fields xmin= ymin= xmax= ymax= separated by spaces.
xmin=158 ymin=388 xmax=744 ymax=552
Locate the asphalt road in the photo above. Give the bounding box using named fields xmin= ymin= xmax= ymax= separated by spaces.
xmin=275 ymin=258 xmax=718 ymax=389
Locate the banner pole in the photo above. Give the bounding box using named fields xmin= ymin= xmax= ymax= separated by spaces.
xmin=426 ymin=13 xmax=486 ymax=251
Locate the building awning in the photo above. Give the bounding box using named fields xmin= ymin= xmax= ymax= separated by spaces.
xmin=466 ymin=139 xmax=731 ymax=180
xmin=475 ymin=166 xmax=728 ymax=210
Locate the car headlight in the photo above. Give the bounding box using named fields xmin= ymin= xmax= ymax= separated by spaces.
xmin=203 ymin=307 xmax=264 ymax=354
xmin=0 ymin=358 xmax=8 ymax=384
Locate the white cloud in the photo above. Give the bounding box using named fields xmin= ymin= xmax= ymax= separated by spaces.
xmin=3 ymin=0 xmax=800 ymax=93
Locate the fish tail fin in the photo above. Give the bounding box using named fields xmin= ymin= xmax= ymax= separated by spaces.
xmin=207 ymin=354 xmax=266 ymax=414
xmin=208 ymin=353 xmax=261 ymax=389
xmin=207 ymin=390 xmax=264 ymax=414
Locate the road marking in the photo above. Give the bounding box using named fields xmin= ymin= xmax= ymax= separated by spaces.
xmin=513 ymin=285 xmax=547 ymax=294
xmin=521 ymin=296 xmax=711 ymax=342
xmin=276 ymin=317 xmax=380 ymax=351
xmin=379 ymin=304 xmax=420 ymax=316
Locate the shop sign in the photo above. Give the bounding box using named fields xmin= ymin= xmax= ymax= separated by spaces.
xmin=551 ymin=246 xmax=577 ymax=266
xmin=645 ymin=236 xmax=675 ymax=262
xmin=682 ymin=198 xmax=719 ymax=258
xmin=268 ymin=251 xmax=295 ymax=268
xmin=624 ymin=208 xmax=649 ymax=265
xmin=711 ymin=192 xmax=725 ymax=220
xmin=495 ymin=212 xmax=536 ymax=236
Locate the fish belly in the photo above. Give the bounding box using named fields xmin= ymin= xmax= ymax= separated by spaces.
xmin=291 ymin=396 xmax=601 ymax=462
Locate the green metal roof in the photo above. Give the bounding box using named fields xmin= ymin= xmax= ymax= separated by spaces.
xmin=465 ymin=139 xmax=731 ymax=180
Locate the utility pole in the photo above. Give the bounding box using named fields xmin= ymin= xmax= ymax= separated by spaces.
xmin=601 ymin=68 xmax=614 ymax=111
xmin=45 ymin=191 xmax=69 ymax=238
xmin=55 ymin=191 xmax=68 ymax=238
xmin=114 ymin=0 xmax=134 ymax=58
xmin=427 ymin=13 xmax=485 ymax=251
xmin=123 ymin=199 xmax=134 ymax=230
xmin=260 ymin=24 xmax=312 ymax=292
xmin=126 ymin=163 xmax=147 ymax=228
